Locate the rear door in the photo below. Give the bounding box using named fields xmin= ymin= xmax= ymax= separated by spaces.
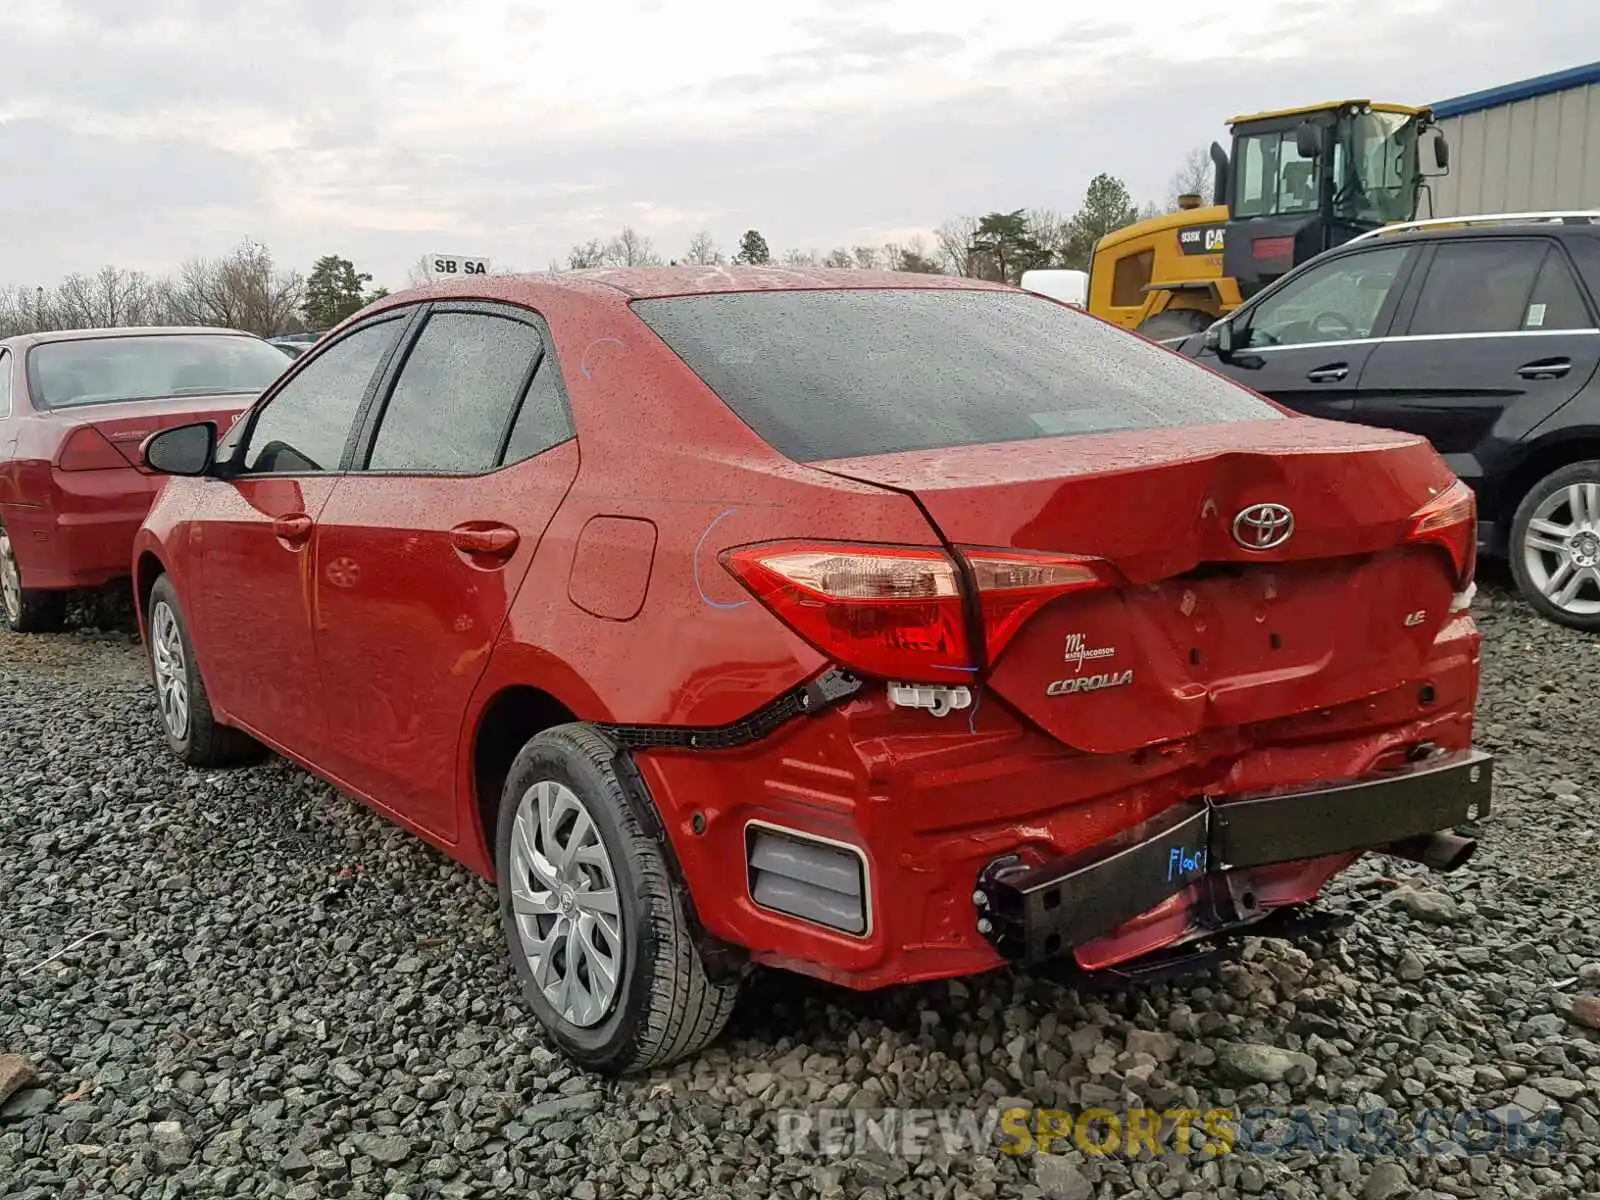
xmin=1355 ymin=237 xmax=1600 ymax=493
xmin=311 ymin=303 xmax=580 ymax=841
xmin=1197 ymin=243 xmax=1416 ymax=421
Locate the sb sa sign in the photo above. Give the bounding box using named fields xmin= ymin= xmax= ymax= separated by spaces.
xmin=429 ymin=254 xmax=490 ymax=277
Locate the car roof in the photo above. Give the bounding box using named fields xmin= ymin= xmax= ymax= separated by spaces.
xmin=370 ymin=266 xmax=1012 ymax=312
xmin=0 ymin=326 xmax=261 ymax=351
xmin=1340 ymin=219 xmax=1600 ymax=250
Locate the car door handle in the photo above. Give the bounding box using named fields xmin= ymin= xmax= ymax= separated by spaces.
xmin=272 ymin=514 xmax=313 ymax=545
xmin=1306 ymin=365 xmax=1349 ymax=383
xmin=450 ymin=524 xmax=520 ymax=558
xmin=1517 ymin=359 xmax=1571 ymax=380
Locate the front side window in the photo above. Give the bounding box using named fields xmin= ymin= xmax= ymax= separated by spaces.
xmin=1110 ymin=249 xmax=1154 ymax=309
xmin=1408 ymin=241 xmax=1584 ymax=336
xmin=366 ymin=312 xmax=543 ymax=474
xmin=27 ymin=334 xmax=289 ymax=410
xmin=240 ymin=318 xmax=403 ymax=475
xmin=1233 ymin=131 xmax=1320 ymax=219
xmin=1240 ymin=245 xmax=1410 ymax=348
xmin=633 ymin=289 xmax=1280 ymax=463
xmin=0 ymin=351 xmax=11 ymax=419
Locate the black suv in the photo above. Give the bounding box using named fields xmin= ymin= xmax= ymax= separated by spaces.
xmin=1173 ymin=214 xmax=1600 ymax=630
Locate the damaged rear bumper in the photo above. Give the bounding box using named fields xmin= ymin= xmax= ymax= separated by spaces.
xmin=977 ymin=748 xmax=1493 ymax=965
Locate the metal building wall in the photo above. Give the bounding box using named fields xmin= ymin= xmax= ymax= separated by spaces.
xmin=1428 ymin=79 xmax=1600 ymax=218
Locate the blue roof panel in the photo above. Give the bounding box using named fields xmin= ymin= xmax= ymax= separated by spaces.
xmin=1433 ymin=61 xmax=1600 ymax=119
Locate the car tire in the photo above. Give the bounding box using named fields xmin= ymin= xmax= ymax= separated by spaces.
xmin=146 ymin=575 xmax=265 ymax=766
xmin=0 ymin=523 xmax=67 ymax=634
xmin=496 ymin=723 xmax=742 ymax=1074
xmin=1136 ymin=310 xmax=1215 ymax=342
xmin=1508 ymin=459 xmax=1600 ymax=631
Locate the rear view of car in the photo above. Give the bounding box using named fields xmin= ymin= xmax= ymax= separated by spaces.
xmin=129 ymin=271 xmax=1491 ymax=1075
xmin=0 ymin=328 xmax=288 ymax=632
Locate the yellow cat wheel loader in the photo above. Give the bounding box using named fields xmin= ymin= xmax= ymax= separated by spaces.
xmin=1090 ymin=101 xmax=1449 ymax=339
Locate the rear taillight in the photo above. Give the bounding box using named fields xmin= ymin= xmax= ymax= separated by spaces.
xmin=961 ymin=548 xmax=1110 ymax=661
xmin=722 ymin=541 xmax=1111 ymax=682
xmin=1405 ymin=480 xmax=1477 ymax=590
xmin=56 ymin=426 xmax=128 ymax=472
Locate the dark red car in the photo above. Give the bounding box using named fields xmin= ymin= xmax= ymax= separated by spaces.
xmin=0 ymin=327 xmax=289 ymax=631
xmin=131 ymin=270 xmax=1492 ymax=1073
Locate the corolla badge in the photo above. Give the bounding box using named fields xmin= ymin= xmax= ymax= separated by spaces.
xmin=1231 ymin=502 xmax=1294 ymax=550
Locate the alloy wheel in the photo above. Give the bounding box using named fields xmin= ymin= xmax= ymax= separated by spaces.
xmin=507 ymin=780 xmax=624 ymax=1028
xmin=0 ymin=531 xmax=20 ymax=624
xmin=1522 ymin=482 xmax=1600 ymax=617
xmin=150 ymin=601 xmax=191 ymax=740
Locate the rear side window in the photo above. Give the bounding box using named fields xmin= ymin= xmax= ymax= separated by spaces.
xmin=1408 ymin=241 xmax=1550 ymax=335
xmin=502 ymin=356 xmax=575 ymax=466
xmin=1523 ymin=248 xmax=1593 ymax=331
xmin=632 ymin=289 xmax=1279 ymax=462
xmin=0 ymin=351 xmax=11 ymax=419
xmin=366 ymin=312 xmax=543 ymax=474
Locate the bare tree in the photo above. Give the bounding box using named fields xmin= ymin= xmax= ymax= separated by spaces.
xmin=881 ymin=235 xmax=943 ymax=274
xmin=1025 ymin=209 xmax=1072 ymax=266
xmin=822 ymin=247 xmax=856 ymax=268
xmin=935 ymin=216 xmax=983 ymax=277
xmin=851 ymin=246 xmax=878 ymax=270
xmin=407 ymin=255 xmax=436 ymax=289
xmin=683 ymin=231 xmax=723 ymax=266
xmin=567 ymin=240 xmax=608 ymax=269
xmin=162 ymin=240 xmax=303 ymax=336
xmin=782 ymin=248 xmax=819 ymax=267
xmin=53 ymin=267 xmax=163 ymax=329
xmin=605 ymin=227 xmax=663 ymax=268
xmin=0 ymin=286 xmax=59 ymax=336
xmin=1167 ymin=146 xmax=1215 ymax=209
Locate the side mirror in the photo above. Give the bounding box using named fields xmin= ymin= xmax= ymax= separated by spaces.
xmin=1434 ymin=134 xmax=1449 ymax=171
xmin=1204 ymin=319 xmax=1236 ymax=359
xmin=143 ymin=421 xmax=217 ymax=477
xmin=1295 ymin=121 xmax=1321 ymax=159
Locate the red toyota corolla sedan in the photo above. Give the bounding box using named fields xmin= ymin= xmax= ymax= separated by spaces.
xmin=0 ymin=327 xmax=289 ymax=632
xmin=131 ymin=269 xmax=1492 ymax=1073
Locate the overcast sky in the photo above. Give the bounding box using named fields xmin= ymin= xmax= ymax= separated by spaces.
xmin=1 ymin=0 xmax=1596 ymax=289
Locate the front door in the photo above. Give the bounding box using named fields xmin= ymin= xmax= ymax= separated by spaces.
xmin=1197 ymin=242 xmax=1416 ymax=421
xmin=311 ymin=305 xmax=580 ymax=842
xmin=193 ymin=314 xmax=409 ymax=752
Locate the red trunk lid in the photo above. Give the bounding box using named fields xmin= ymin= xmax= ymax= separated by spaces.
xmin=816 ymin=419 xmax=1465 ymax=755
xmin=58 ymin=394 xmax=252 ymax=469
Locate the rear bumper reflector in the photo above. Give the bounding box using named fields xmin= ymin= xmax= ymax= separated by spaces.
xmin=978 ymin=748 xmax=1493 ymax=963
xmin=747 ymin=823 xmax=869 ymax=936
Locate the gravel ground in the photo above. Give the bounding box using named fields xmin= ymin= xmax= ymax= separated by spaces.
xmin=2 ymin=576 xmax=1598 ymax=1200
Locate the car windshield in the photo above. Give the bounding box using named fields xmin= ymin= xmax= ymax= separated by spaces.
xmin=632 ymin=288 xmax=1280 ymax=462
xmin=29 ymin=333 xmax=289 ymax=409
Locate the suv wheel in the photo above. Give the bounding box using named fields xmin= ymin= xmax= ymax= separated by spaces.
xmin=1509 ymin=460 xmax=1600 ymax=630
xmin=496 ymin=724 xmax=741 ymax=1073
xmin=0 ymin=524 xmax=66 ymax=634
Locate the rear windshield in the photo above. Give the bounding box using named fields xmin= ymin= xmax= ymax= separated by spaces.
xmin=632 ymin=289 xmax=1280 ymax=461
xmin=28 ymin=333 xmax=290 ymax=410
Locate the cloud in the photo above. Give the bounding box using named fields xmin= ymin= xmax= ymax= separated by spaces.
xmin=0 ymin=0 xmax=1595 ymax=289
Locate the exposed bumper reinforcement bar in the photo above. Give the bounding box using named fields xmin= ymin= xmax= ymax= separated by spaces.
xmin=977 ymin=748 xmax=1493 ymax=964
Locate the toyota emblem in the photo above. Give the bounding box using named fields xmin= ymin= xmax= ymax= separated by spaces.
xmin=1231 ymin=502 xmax=1294 ymax=550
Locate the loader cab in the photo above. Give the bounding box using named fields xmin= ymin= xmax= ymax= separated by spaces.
xmin=1220 ymin=102 xmax=1446 ymax=299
